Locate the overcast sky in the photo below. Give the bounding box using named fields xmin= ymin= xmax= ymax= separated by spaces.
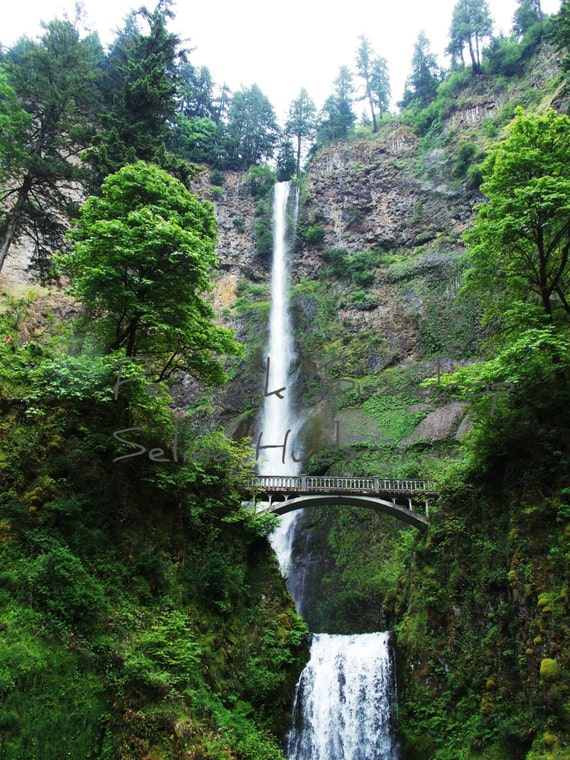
xmin=1 ymin=0 xmax=562 ymax=123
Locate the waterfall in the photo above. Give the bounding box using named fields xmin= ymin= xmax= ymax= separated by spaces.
xmin=259 ymin=181 xmax=400 ymax=759
xmin=258 ymin=181 xmax=300 ymax=574
xmin=286 ymin=633 xmax=400 ymax=760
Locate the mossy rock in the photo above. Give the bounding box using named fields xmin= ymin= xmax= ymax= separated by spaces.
xmin=540 ymin=658 xmax=561 ymax=681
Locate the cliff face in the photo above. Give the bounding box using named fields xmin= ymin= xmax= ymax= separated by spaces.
xmin=296 ymin=123 xmax=473 ymax=274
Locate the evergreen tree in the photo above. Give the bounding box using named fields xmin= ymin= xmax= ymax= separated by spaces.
xmin=178 ymin=61 xmax=215 ymax=118
xmin=0 ymin=19 xmax=103 ymax=275
xmin=286 ymin=88 xmax=317 ymax=176
xmin=87 ymin=0 xmax=185 ymax=186
xmin=370 ymin=56 xmax=391 ymax=120
xmin=400 ymin=32 xmax=441 ymax=109
xmin=317 ymin=66 xmax=356 ymax=144
xmin=355 ymin=35 xmax=378 ymax=132
xmin=276 ymin=138 xmax=296 ymax=181
xmin=513 ymin=0 xmax=543 ymax=38
xmin=549 ymin=0 xmax=570 ymax=74
xmin=447 ymin=0 xmax=494 ymax=73
xmin=224 ymin=84 xmax=279 ymax=170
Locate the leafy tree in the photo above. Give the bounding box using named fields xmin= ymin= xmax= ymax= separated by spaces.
xmin=513 ymin=0 xmax=543 ymax=37
xmin=447 ymin=0 xmax=494 ymax=73
xmin=286 ymin=88 xmax=316 ymax=176
xmin=464 ymin=109 xmax=570 ymax=330
xmin=87 ymin=0 xmax=185 ymax=186
xmin=169 ymin=114 xmax=222 ymax=166
xmin=0 ymin=20 xmax=103 ymax=275
xmin=60 ymin=161 xmax=240 ymax=381
xmin=224 ymin=84 xmax=279 ymax=169
xmin=317 ymin=66 xmax=356 ymax=144
xmin=400 ymin=32 xmax=441 ymax=109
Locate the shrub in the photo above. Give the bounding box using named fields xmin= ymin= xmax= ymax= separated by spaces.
xmin=209 ymin=169 xmax=225 ymax=186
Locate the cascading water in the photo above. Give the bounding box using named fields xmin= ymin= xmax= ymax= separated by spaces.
xmin=258 ymin=181 xmax=301 ymax=574
xmin=287 ymin=633 xmax=400 ymax=760
xmin=260 ymin=181 xmax=400 ymax=759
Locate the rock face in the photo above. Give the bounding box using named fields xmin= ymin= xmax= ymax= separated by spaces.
xmin=191 ymin=169 xmax=268 ymax=285
xmin=294 ymin=123 xmax=475 ymax=280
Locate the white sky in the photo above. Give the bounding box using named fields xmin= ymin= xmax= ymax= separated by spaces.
xmin=0 ymin=0 xmax=562 ymax=123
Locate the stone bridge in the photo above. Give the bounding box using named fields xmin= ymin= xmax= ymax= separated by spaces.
xmin=247 ymin=475 xmax=437 ymax=530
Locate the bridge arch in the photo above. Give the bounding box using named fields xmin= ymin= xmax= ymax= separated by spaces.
xmin=259 ymin=494 xmax=429 ymax=530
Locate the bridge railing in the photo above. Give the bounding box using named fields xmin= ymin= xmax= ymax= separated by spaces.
xmin=246 ymin=475 xmax=437 ymax=496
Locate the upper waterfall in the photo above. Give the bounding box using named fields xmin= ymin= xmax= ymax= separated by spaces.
xmin=258 ymin=181 xmax=299 ymax=476
xmin=258 ymin=181 xmax=300 ymax=574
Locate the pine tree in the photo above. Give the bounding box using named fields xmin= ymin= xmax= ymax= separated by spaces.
xmin=286 ymin=89 xmax=317 ymax=177
xmin=401 ymin=32 xmax=441 ymax=109
xmin=224 ymin=85 xmax=279 ymax=170
xmin=87 ymin=0 xmax=184 ymax=187
xmin=513 ymin=0 xmax=543 ymax=38
xmin=370 ymin=56 xmax=390 ymax=120
xmin=0 ymin=19 xmax=103 ymax=275
xmin=355 ymin=36 xmax=378 ymax=132
xmin=447 ymin=0 xmax=494 ymax=74
xmin=318 ymin=66 xmax=356 ymax=144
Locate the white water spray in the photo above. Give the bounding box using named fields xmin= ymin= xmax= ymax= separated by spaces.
xmin=287 ymin=633 xmax=400 ymax=760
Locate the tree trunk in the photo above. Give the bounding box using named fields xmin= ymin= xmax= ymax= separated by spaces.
xmin=368 ymin=92 xmax=377 ymax=133
xmin=467 ymin=37 xmax=479 ymax=74
xmin=0 ymin=178 xmax=31 ymax=273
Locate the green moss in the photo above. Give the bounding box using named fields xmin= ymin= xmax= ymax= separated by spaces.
xmin=540 ymin=659 xmax=562 ymax=681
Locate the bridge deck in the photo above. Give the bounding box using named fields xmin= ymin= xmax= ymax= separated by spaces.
xmin=247 ymin=475 xmax=438 ymax=498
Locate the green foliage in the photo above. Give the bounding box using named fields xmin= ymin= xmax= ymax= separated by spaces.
xmin=317 ymin=66 xmax=356 ymax=146
xmin=169 ymin=114 xmax=221 ymax=166
xmin=0 ymin=316 xmax=306 ymax=757
xmin=464 ymin=108 xmax=570 ymax=331
xmin=299 ymin=223 xmax=325 ymax=245
xmin=447 ymin=0 xmax=494 ymax=73
xmin=400 ymin=32 xmax=441 ymax=110
xmin=246 ymin=164 xmax=276 ymax=200
xmin=286 ymin=88 xmax=317 ymax=176
xmin=59 ymin=161 xmax=240 ymax=379
xmin=548 ymin=0 xmax=570 ymax=75
xmin=513 ymin=0 xmax=544 ymax=38
xmin=322 ymin=246 xmax=379 ymax=286
xmin=209 ymin=168 xmax=225 ymax=186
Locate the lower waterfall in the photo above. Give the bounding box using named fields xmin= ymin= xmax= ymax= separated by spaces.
xmin=286 ymin=633 xmax=400 ymax=760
